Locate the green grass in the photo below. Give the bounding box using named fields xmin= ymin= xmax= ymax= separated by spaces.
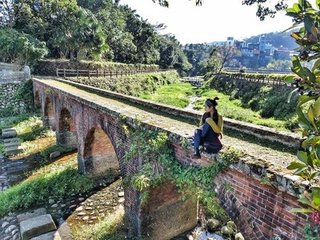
xmin=31 ymin=154 xmax=78 ymax=176
xmin=0 ymin=114 xmax=34 ymax=130
xmin=0 ymin=167 xmax=94 ymax=217
xmin=193 ymin=88 xmax=290 ymax=130
xmin=140 ymin=82 xmax=291 ymax=130
xmin=14 ymin=115 xmax=51 ymax=141
xmin=0 ymin=114 xmax=50 ymax=142
xmin=140 ymin=82 xmax=194 ymax=108
xmin=0 ymin=113 xmax=92 ymax=216
xmin=70 ymin=70 xmax=180 ymax=97
xmin=0 ymin=114 xmax=60 ymax=159
xmin=40 ymin=144 xmax=76 ymax=159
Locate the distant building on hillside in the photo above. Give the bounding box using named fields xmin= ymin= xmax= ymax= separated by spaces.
xmin=214 ymin=36 xmax=294 ymax=67
xmin=273 ymin=46 xmax=292 ymax=60
xmin=226 ymin=37 xmax=235 ymax=46
xmin=212 ymin=36 xmax=235 ymax=47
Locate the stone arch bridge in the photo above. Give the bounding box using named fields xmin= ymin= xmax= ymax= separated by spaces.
xmin=33 ymin=77 xmax=309 ymax=240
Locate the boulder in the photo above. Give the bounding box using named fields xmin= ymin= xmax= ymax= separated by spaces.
xmin=235 ymin=232 xmax=245 ymax=240
xmin=30 ymin=231 xmax=55 ymax=240
xmin=3 ymin=137 xmax=20 ymax=144
xmin=19 ymin=214 xmax=57 ymax=240
xmin=17 ymin=208 xmax=47 ymax=223
xmin=49 ymin=151 xmax=61 ymax=160
xmin=221 ymin=226 xmax=234 ymax=236
xmin=5 ymin=145 xmax=23 ymax=156
xmin=2 ymin=130 xmax=17 ymax=139
xmin=207 ymin=218 xmax=221 ymax=232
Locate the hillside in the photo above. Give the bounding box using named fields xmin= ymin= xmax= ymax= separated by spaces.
xmin=244 ymin=31 xmax=297 ymax=49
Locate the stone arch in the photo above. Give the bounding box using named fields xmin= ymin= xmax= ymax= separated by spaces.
xmin=44 ymin=96 xmax=56 ymax=131
xmin=34 ymin=91 xmax=40 ymax=109
xmin=57 ymin=108 xmax=77 ymax=148
xmin=83 ymin=127 xmax=119 ymax=176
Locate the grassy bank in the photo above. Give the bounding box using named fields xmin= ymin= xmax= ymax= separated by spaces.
xmin=139 ymin=81 xmax=295 ymax=130
xmin=193 ymin=88 xmax=291 ymax=130
xmin=0 ymin=114 xmax=91 ymax=216
xmin=67 ymin=70 xmax=180 ymax=97
xmin=140 ymin=82 xmax=194 ymax=108
xmin=0 ymin=166 xmax=93 ymax=217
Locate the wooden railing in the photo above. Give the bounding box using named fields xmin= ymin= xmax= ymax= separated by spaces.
xmin=219 ymin=73 xmax=291 ymax=87
xmin=56 ymin=68 xmax=163 ymax=79
xmin=223 ymin=67 xmax=292 ymax=74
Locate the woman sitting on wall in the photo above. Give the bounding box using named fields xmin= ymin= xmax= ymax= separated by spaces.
xmin=193 ymin=97 xmax=223 ymax=158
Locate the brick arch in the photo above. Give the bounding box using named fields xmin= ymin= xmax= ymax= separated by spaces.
xmin=44 ymin=96 xmax=56 ymax=131
xmin=34 ymin=91 xmax=40 ymax=109
xmin=57 ymin=107 xmax=78 ymax=148
xmin=83 ymin=126 xmax=119 ymax=176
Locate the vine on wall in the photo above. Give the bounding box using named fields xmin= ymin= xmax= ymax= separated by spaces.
xmin=123 ymin=125 xmax=242 ymax=220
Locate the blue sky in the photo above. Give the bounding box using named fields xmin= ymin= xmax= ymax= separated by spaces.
xmin=120 ymin=0 xmax=295 ymax=44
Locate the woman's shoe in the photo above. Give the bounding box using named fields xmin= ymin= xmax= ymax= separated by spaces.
xmin=193 ymin=149 xmax=201 ymax=159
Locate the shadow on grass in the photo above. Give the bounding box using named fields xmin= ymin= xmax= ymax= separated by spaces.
xmin=6 ymin=145 xmax=77 ymax=187
xmin=18 ymin=126 xmax=48 ymax=142
xmin=0 ymin=114 xmax=36 ymax=130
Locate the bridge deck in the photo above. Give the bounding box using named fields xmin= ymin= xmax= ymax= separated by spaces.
xmin=37 ymin=79 xmax=296 ymax=173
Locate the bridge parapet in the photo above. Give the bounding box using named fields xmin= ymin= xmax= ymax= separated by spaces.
xmin=54 ymin=77 xmax=300 ymax=149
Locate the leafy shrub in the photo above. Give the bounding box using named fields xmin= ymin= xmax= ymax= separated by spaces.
xmin=0 ymin=28 xmax=47 ymax=66
xmin=208 ymin=75 xmax=298 ymax=122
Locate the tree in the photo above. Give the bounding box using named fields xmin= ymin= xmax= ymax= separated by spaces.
xmin=96 ymin=4 xmax=137 ymax=62
xmin=184 ymin=43 xmax=212 ymax=76
xmin=266 ymin=59 xmax=291 ymax=71
xmin=158 ymin=34 xmax=191 ymax=75
xmin=242 ymin=0 xmax=289 ymax=20
xmin=0 ymin=0 xmax=24 ymax=27
xmin=202 ymin=45 xmax=240 ymax=75
xmin=0 ymin=28 xmax=47 ymax=65
xmin=152 ymin=0 xmax=203 ymax=7
xmin=123 ymin=6 xmax=160 ymax=64
xmin=12 ymin=0 xmax=107 ymax=59
xmin=1 ymin=0 xmax=191 ymax=70
xmin=153 ymin=0 xmax=289 ymax=20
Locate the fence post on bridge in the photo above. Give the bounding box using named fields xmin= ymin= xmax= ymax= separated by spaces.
xmin=63 ymin=68 xmax=66 ymax=79
xmin=56 ymin=68 xmax=59 ymax=77
xmin=88 ymin=70 xmax=90 ymax=80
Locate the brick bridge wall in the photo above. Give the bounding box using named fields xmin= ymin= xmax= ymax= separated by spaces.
xmin=173 ymin=143 xmax=309 ymax=240
xmin=33 ymin=80 xmax=197 ymax=239
xmin=33 ymin=79 xmax=310 ymax=240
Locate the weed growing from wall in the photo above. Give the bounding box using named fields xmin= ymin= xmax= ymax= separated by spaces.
xmin=124 ymin=125 xmax=242 ymax=221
